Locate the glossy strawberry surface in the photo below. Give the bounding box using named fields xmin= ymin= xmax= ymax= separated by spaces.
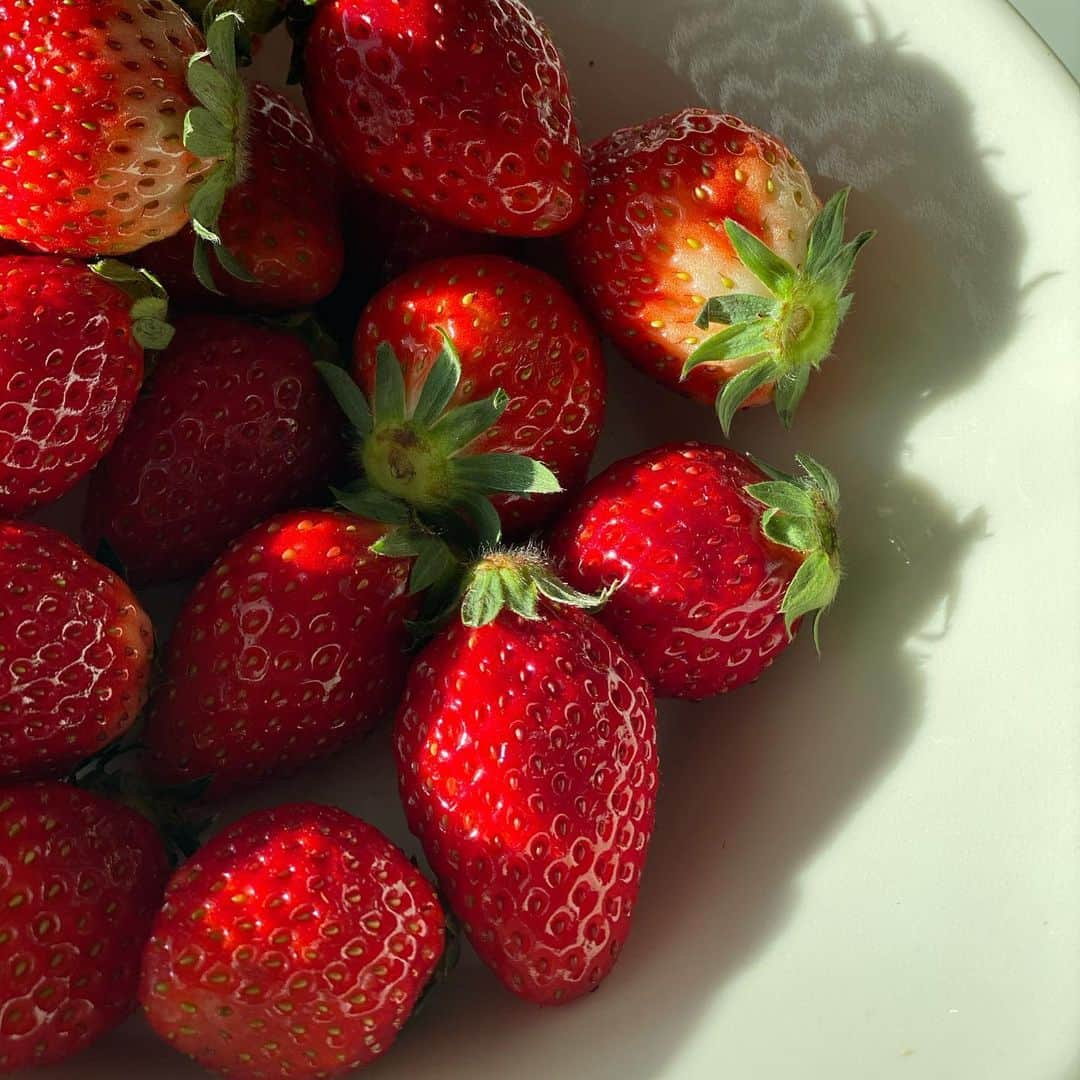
xmin=84 ymin=314 xmax=342 ymax=585
xmin=143 ymin=510 xmax=416 ymax=800
xmin=395 ymin=604 xmax=657 ymax=1003
xmin=0 ymin=782 xmax=169 ymax=1071
xmin=140 ymin=803 xmax=445 ymax=1080
xmin=135 ymin=83 xmax=344 ymax=311
xmin=549 ymin=443 xmax=807 ymax=698
xmin=0 ymin=522 xmax=153 ymax=782
xmin=565 ymin=108 xmax=819 ymax=407
xmin=354 ymin=255 xmax=605 ymax=533
xmin=0 ymin=0 xmax=209 ymax=256
xmin=303 ymin=0 xmax=586 ymax=236
xmin=0 ymin=256 xmax=146 ymax=516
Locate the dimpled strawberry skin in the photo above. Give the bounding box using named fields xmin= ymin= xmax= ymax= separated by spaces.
xmin=144 ymin=510 xmax=417 ymax=800
xmin=135 ymin=83 xmax=345 ymax=311
xmin=395 ymin=605 xmax=658 ymax=1003
xmin=565 ymin=108 xmax=818 ymax=407
xmin=549 ymin=443 xmax=805 ymax=699
xmin=83 ymin=313 xmax=343 ymax=585
xmin=0 ymin=783 xmax=169 ymax=1072
xmin=0 ymin=0 xmax=209 ymax=256
xmin=354 ymin=255 xmax=605 ymax=533
xmin=139 ymin=803 xmax=445 ymax=1079
xmin=0 ymin=256 xmax=145 ymax=516
xmin=303 ymin=0 xmax=586 ymax=236
xmin=0 ymin=522 xmax=153 ymax=781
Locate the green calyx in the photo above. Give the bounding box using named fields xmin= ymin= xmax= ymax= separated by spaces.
xmin=745 ymin=453 xmax=843 ymax=649
xmin=183 ymin=0 xmax=286 ymax=38
xmin=682 ymin=188 xmax=875 ymax=435
xmin=318 ymin=330 xmax=562 ymax=550
xmin=460 ymin=545 xmax=614 ymax=629
xmin=182 ymin=8 xmax=255 ymax=293
xmin=90 ymin=259 xmax=174 ymax=351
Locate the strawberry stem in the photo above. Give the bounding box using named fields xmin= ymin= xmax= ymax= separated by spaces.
xmin=682 ymin=187 xmax=875 ymax=434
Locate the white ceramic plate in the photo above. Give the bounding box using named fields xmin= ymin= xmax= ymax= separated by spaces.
xmin=35 ymin=1 xmax=1080 ymax=1078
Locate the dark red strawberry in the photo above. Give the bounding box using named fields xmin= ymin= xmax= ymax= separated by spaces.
xmin=0 ymin=782 xmax=169 ymax=1071
xmin=0 ymin=2 xmax=248 ymax=266
xmin=0 ymin=522 xmax=153 ymax=782
xmin=83 ymin=313 xmax=343 ymax=585
xmin=140 ymin=803 xmax=445 ymax=1079
xmin=349 ymin=188 xmax=511 ymax=285
xmin=319 ymin=255 xmax=605 ymax=541
xmin=565 ymin=108 xmax=873 ymax=432
xmin=134 ymin=82 xmax=345 ymax=311
xmin=0 ymin=255 xmax=173 ymax=517
xmin=395 ymin=550 xmax=657 ymax=1003
xmin=550 ymin=443 xmax=843 ymax=699
xmin=142 ymin=510 xmax=421 ymax=800
xmin=301 ymin=0 xmax=586 ymax=236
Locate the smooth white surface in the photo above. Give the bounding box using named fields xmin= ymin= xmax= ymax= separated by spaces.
xmin=33 ymin=1 xmax=1080 ymax=1078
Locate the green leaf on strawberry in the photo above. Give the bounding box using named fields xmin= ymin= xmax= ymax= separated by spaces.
xmin=182 ymin=10 xmax=256 ymax=291
xmin=744 ymin=454 xmax=842 ymax=647
xmin=683 ymin=187 xmax=875 ymax=434
xmin=318 ymin=332 xmax=562 ymax=548
xmin=89 ymin=259 xmax=174 ymax=352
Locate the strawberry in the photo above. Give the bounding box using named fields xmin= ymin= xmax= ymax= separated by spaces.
xmin=395 ymin=550 xmax=658 ymax=1004
xmin=549 ymin=443 xmax=843 ymax=699
xmin=0 ymin=2 xmax=249 ymax=269
xmin=319 ymin=255 xmax=605 ymax=541
xmin=142 ymin=509 xmax=422 ymax=800
xmin=140 ymin=803 xmax=446 ymax=1079
xmin=0 ymin=522 xmax=153 ymax=781
xmin=0 ymin=782 xmax=169 ymax=1071
xmin=565 ymin=108 xmax=874 ymax=432
xmin=349 ymin=188 xmax=511 ymax=286
xmin=83 ymin=313 xmax=343 ymax=585
xmin=0 ymin=256 xmax=173 ymax=517
xmin=134 ymin=82 xmax=345 ymax=311
xmin=300 ymin=0 xmax=586 ymax=236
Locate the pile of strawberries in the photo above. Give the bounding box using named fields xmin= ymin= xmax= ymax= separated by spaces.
xmin=0 ymin=0 xmax=872 ymax=1076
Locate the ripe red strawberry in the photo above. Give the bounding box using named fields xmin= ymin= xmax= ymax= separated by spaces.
xmin=301 ymin=0 xmax=586 ymax=236
xmin=349 ymin=188 xmax=511 ymax=286
xmin=549 ymin=443 xmax=843 ymax=699
xmin=0 ymin=1 xmax=248 ymax=262
xmin=565 ymin=108 xmax=873 ymax=432
xmin=319 ymin=255 xmax=604 ymax=541
xmin=395 ymin=551 xmax=658 ymax=1004
xmin=0 ymin=522 xmax=153 ymax=781
xmin=142 ymin=509 xmax=421 ymax=800
xmin=83 ymin=313 xmax=343 ymax=585
xmin=134 ymin=82 xmax=345 ymax=311
xmin=0 ymin=782 xmax=169 ymax=1071
xmin=0 ymin=255 xmax=174 ymax=517
xmin=140 ymin=803 xmax=446 ymax=1079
